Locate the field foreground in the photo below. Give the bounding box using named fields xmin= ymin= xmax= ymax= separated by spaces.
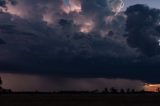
xmin=0 ymin=93 xmax=160 ymax=106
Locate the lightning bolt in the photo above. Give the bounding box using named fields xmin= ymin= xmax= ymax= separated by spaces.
xmin=115 ymin=0 xmax=124 ymax=16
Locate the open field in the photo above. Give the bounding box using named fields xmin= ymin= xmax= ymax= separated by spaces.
xmin=0 ymin=93 xmax=160 ymax=106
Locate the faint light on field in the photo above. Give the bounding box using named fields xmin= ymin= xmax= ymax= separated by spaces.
xmin=144 ymin=83 xmax=160 ymax=92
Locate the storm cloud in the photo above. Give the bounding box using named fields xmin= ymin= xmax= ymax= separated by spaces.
xmin=125 ymin=4 xmax=160 ymax=57
xmin=0 ymin=0 xmax=159 ymax=82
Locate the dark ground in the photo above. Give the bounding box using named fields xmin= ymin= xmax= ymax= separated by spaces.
xmin=0 ymin=93 xmax=160 ymax=106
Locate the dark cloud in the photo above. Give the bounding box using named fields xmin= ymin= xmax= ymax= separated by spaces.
xmin=0 ymin=1 xmax=160 ymax=83
xmin=0 ymin=0 xmax=16 ymax=8
xmin=0 ymin=13 xmax=136 ymax=80
xmin=125 ymin=4 xmax=160 ymax=57
xmin=0 ymin=38 xmax=5 ymax=44
xmin=0 ymin=0 xmax=6 ymax=7
xmin=81 ymin=0 xmax=126 ymax=35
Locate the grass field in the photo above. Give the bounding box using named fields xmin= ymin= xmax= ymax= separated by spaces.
xmin=0 ymin=93 xmax=160 ymax=106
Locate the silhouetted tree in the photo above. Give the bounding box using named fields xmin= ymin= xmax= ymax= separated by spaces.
xmin=120 ymin=89 xmax=125 ymax=93
xmin=91 ymin=89 xmax=99 ymax=93
xmin=110 ymin=87 xmax=118 ymax=93
xmin=104 ymin=88 xmax=109 ymax=93
xmin=126 ymin=88 xmax=131 ymax=93
xmin=131 ymin=89 xmax=135 ymax=93
xmin=0 ymin=76 xmax=2 ymax=87
xmin=0 ymin=76 xmax=2 ymax=93
xmin=157 ymin=88 xmax=160 ymax=93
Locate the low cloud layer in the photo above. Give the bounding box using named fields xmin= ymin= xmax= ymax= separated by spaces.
xmin=0 ymin=0 xmax=159 ymax=82
xmin=1 ymin=73 xmax=144 ymax=91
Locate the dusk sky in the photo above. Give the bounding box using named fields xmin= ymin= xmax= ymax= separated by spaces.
xmin=0 ymin=0 xmax=160 ymax=91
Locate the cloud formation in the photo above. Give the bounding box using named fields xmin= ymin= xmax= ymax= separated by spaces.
xmin=125 ymin=4 xmax=160 ymax=57
xmin=1 ymin=73 xmax=144 ymax=91
xmin=0 ymin=0 xmax=160 ymax=82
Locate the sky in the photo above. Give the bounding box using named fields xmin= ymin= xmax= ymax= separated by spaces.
xmin=124 ymin=0 xmax=160 ymax=10
xmin=0 ymin=0 xmax=160 ymax=91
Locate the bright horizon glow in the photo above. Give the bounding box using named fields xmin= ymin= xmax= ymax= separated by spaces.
xmin=144 ymin=84 xmax=160 ymax=92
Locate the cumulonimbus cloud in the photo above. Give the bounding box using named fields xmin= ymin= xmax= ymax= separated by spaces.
xmin=0 ymin=0 xmax=160 ymax=82
xmin=125 ymin=4 xmax=160 ymax=57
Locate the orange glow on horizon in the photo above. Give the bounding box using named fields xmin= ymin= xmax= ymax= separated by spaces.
xmin=144 ymin=84 xmax=160 ymax=92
